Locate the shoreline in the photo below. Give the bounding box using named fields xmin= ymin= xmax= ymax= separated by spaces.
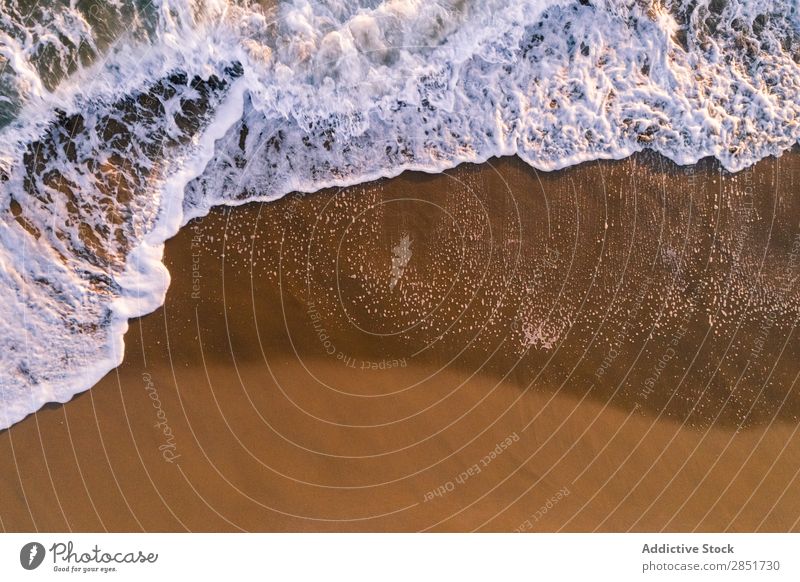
xmin=1 ymin=151 xmax=799 ymax=532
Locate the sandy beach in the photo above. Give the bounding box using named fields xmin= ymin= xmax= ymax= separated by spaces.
xmin=1 ymin=151 xmax=799 ymax=532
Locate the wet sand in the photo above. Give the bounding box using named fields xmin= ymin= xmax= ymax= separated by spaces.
xmin=1 ymin=151 xmax=799 ymax=531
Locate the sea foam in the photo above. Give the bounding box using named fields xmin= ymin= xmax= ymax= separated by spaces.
xmin=1 ymin=0 xmax=799 ymax=429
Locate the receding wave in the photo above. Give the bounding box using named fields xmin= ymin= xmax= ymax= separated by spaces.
xmin=1 ymin=0 xmax=799 ymax=428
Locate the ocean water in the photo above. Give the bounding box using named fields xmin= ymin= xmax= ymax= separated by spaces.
xmin=0 ymin=0 xmax=798 ymax=429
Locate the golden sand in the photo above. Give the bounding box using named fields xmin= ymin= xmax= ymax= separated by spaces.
xmin=2 ymin=152 xmax=799 ymax=531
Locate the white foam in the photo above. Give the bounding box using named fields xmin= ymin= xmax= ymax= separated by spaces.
xmin=1 ymin=0 xmax=799 ymax=429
